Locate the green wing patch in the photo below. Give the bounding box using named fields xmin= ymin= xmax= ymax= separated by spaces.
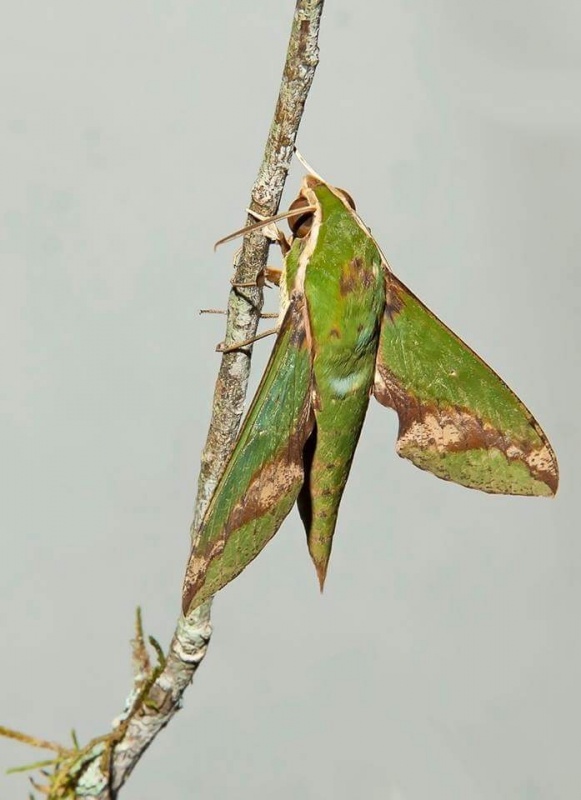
xmin=374 ymin=274 xmax=558 ymax=496
xmin=182 ymin=297 xmax=314 ymax=614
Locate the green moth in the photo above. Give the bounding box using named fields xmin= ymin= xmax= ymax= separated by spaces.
xmin=182 ymin=171 xmax=558 ymax=615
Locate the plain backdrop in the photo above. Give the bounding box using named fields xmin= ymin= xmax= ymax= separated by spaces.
xmin=1 ymin=2 xmax=579 ymax=798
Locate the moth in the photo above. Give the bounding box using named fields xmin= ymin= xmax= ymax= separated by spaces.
xmin=182 ymin=166 xmax=558 ymax=614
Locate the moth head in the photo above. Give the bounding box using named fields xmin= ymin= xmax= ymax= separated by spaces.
xmin=288 ymin=183 xmax=356 ymax=238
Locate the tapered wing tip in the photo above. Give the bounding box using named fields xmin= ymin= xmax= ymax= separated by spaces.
xmin=315 ymin=562 xmax=328 ymax=593
xmin=546 ymin=469 xmax=559 ymax=497
xmin=306 ymin=541 xmax=331 ymax=593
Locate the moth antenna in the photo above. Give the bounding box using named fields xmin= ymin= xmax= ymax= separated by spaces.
xmin=294 ymin=148 xmax=325 ymax=181
xmin=215 ymin=206 xmax=316 ymax=250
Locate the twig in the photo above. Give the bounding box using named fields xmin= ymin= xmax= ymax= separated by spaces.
xmin=82 ymin=1 xmax=325 ymax=796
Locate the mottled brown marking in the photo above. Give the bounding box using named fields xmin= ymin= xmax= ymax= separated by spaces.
xmin=339 ymin=272 xmax=357 ymax=296
xmin=228 ymin=454 xmax=304 ymax=532
xmin=329 ymin=327 xmax=341 ymax=338
xmin=374 ymin=361 xmax=558 ymax=493
xmin=339 ymin=257 xmax=362 ymax=296
xmin=184 ymin=405 xmax=315 ymax=608
xmin=221 ymin=403 xmax=313 ymax=538
xmin=384 ymin=275 xmax=405 ymax=322
xmin=359 ymin=268 xmax=376 ymax=290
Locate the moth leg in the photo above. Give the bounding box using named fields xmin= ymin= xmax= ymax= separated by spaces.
xmin=231 ymin=267 xmax=283 ymax=289
xmin=264 ymin=267 xmax=283 ymax=285
xmin=200 ymin=308 xmax=278 ymax=319
xmin=217 ymin=326 xmax=279 ymax=353
xmin=245 ymin=209 xmax=291 ymax=254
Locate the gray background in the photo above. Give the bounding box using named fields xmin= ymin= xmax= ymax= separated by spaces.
xmin=1 ymin=2 xmax=579 ymax=798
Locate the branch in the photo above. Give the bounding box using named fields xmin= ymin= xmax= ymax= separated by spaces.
xmin=192 ymin=0 xmax=325 ymax=526
xmin=59 ymin=2 xmax=324 ymax=797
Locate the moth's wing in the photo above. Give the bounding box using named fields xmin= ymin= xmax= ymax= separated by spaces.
xmin=182 ymin=297 xmax=314 ymax=614
xmin=373 ymin=273 xmax=558 ymax=496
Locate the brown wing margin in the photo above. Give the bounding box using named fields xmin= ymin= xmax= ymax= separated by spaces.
xmin=183 ymin=295 xmax=315 ymax=613
xmin=373 ymin=274 xmax=558 ymax=496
